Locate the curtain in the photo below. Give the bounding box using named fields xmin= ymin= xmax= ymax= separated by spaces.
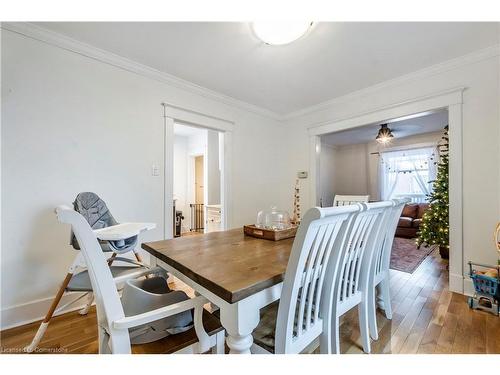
xmin=380 ymin=154 xmax=400 ymax=200
xmin=411 ymin=147 xmax=438 ymax=195
xmin=379 ymin=146 xmax=438 ymax=200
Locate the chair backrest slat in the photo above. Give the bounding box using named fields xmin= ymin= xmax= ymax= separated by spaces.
xmin=342 ymin=215 xmax=366 ymax=300
xmin=307 ymin=223 xmax=338 ymax=328
xmin=303 ymin=223 xmax=336 ymax=332
xmin=296 ymin=224 xmax=323 ymax=336
xmin=275 ymin=205 xmax=360 ymax=353
xmin=274 ymin=201 xmax=394 ymax=354
xmin=336 ymin=202 xmax=392 ymax=304
xmin=296 ymin=224 xmax=328 ymax=336
xmin=373 ymin=198 xmax=408 ymax=279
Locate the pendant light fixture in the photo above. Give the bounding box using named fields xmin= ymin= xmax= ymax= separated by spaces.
xmin=375 ymin=124 xmax=394 ymax=144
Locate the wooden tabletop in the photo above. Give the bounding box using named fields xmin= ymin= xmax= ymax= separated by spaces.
xmin=142 ymin=229 xmax=293 ymax=303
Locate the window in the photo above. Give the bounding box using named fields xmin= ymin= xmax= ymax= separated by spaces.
xmin=379 ymin=146 xmax=438 ymax=203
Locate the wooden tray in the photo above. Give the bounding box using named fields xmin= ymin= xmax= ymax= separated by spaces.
xmin=243 ymin=225 xmax=297 ymax=241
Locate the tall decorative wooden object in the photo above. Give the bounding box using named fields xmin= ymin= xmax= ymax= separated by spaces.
xmin=292 ymin=179 xmax=301 ymax=225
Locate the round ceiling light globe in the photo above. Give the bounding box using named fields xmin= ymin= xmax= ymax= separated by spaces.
xmin=252 ymin=21 xmax=313 ymax=45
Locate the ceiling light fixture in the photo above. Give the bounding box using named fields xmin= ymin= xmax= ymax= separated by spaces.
xmin=252 ymin=21 xmax=313 ymax=45
xmin=375 ymin=124 xmax=394 ymax=144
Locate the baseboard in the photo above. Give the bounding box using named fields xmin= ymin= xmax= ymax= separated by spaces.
xmin=449 ymin=272 xmax=464 ymax=294
xmin=449 ymin=272 xmax=475 ymax=296
xmin=463 ymin=277 xmax=475 ymax=297
xmin=1 ymin=292 xmax=89 ymax=331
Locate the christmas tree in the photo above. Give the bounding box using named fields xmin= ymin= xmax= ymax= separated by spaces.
xmin=416 ymin=125 xmax=449 ymax=259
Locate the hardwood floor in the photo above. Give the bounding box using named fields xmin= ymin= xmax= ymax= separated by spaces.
xmin=1 ymin=249 xmax=499 ymax=354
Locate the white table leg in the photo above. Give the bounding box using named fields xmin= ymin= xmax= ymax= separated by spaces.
xmin=150 ymin=257 xmax=282 ymax=354
xmin=219 ymin=300 xmax=260 ymax=354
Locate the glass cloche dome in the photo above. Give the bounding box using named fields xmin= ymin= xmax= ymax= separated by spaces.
xmin=256 ymin=206 xmax=292 ymax=230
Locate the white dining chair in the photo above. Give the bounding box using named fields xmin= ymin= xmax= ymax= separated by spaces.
xmin=367 ymin=198 xmax=408 ymax=340
xmin=54 ymin=205 xmax=225 ymax=354
xmin=323 ymin=201 xmax=392 ymax=354
xmin=333 ymin=194 xmax=370 ymax=206
xmin=251 ymin=204 xmax=361 ymax=354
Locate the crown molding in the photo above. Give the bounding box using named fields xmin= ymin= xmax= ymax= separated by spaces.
xmin=1 ymin=22 xmax=282 ymax=122
xmin=2 ymin=22 xmax=498 ymax=123
xmin=307 ymin=86 xmax=465 ymax=136
xmin=284 ymin=43 xmax=500 ymax=121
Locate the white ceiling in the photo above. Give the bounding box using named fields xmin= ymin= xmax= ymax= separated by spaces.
xmin=35 ymin=22 xmax=498 ymax=115
xmin=321 ymin=110 xmax=448 ymax=146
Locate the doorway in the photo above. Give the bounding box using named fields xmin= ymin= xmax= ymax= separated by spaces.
xmin=163 ymin=103 xmax=233 ymax=240
xmin=318 ymin=110 xmax=448 ymax=205
xmin=170 ymin=116 xmax=228 ymax=237
xmin=318 ymin=109 xmax=449 ymax=275
xmin=308 ymin=88 xmax=464 ymax=294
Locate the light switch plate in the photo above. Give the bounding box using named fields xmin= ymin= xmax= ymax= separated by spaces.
xmin=151 ymin=165 xmax=160 ymax=176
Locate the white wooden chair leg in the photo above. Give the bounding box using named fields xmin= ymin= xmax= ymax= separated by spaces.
xmin=109 ymin=330 xmax=132 ymax=354
xmin=320 ymin=314 xmax=338 ymax=354
xmin=368 ymin=286 xmax=378 ymax=340
xmin=319 ymin=298 xmax=335 ymax=354
xmin=331 ymin=316 xmax=340 ymax=354
xmin=212 ymin=331 xmax=225 ymax=354
xmin=379 ymin=278 xmax=392 ymax=319
xmin=358 ymin=301 xmax=371 ymax=354
xmin=319 ymin=327 xmax=330 ymax=354
xmin=98 ymin=327 xmax=111 ymax=354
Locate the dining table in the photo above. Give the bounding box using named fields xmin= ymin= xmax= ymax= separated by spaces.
xmin=141 ymin=228 xmax=294 ymax=354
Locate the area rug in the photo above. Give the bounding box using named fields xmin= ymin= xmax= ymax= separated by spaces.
xmin=390 ymin=237 xmax=435 ymax=273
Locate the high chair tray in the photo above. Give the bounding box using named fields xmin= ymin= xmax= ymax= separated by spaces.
xmin=94 ymin=222 xmax=156 ymax=240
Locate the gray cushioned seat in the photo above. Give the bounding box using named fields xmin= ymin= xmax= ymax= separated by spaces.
xmin=253 ymin=298 xmax=322 ymax=354
xmin=71 ymin=192 xmax=138 ymax=254
xmin=252 ymin=301 xmax=280 ymax=353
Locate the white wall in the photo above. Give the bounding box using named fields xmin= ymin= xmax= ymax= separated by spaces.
xmin=173 ymin=135 xmax=189 ymax=232
xmin=333 ymin=143 xmax=370 ymax=197
xmin=206 ymin=129 xmax=221 ymax=205
xmin=186 ymin=128 xmax=207 ymax=156
xmin=318 ymin=142 xmax=370 ymax=206
xmin=318 ymin=143 xmax=337 ymax=207
xmin=284 ymin=52 xmax=500 ymax=279
xmin=0 ymin=30 xmax=288 ymax=329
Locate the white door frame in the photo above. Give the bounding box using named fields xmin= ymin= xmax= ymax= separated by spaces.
xmin=163 ymin=103 xmax=233 ymax=239
xmin=308 ymin=87 xmax=465 ymax=294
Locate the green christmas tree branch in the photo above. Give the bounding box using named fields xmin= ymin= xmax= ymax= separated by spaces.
xmin=416 ymin=125 xmax=449 ymax=250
